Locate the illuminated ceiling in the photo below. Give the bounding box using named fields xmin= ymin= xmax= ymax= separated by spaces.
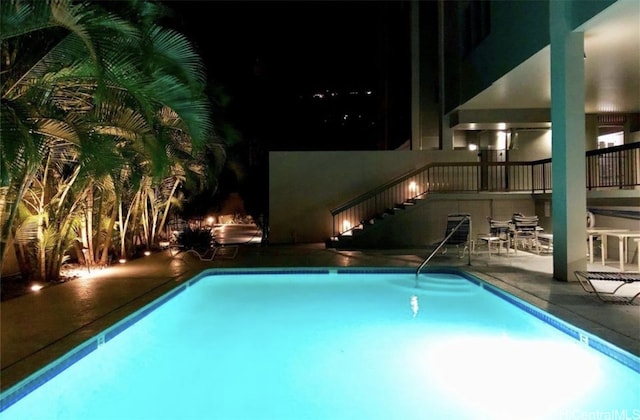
xmin=456 ymin=0 xmax=639 ymax=117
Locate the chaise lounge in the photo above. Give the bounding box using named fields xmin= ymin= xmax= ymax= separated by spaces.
xmin=574 ymin=271 xmax=640 ymax=304
xmin=178 ymin=243 xmax=239 ymax=262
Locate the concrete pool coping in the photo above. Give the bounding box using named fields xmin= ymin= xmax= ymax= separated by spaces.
xmin=1 ymin=242 xmax=639 ymax=396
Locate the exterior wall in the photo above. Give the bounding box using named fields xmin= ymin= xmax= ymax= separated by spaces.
xmin=411 ymin=0 xmax=440 ymax=151
xmin=509 ymin=130 xmax=552 ymax=161
xmin=444 ymin=0 xmax=550 ymax=113
xmin=269 ymin=150 xmax=477 ymax=244
xmin=585 ymin=114 xmax=599 ymax=151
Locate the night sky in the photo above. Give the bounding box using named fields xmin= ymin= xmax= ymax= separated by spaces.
xmin=170 ymin=2 xmax=379 ymax=94
xmin=165 ymin=1 xmax=411 ymax=151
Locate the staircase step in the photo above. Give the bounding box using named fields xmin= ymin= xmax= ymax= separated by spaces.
xmin=326 ymin=191 xmax=431 ymax=249
xmin=415 ymin=274 xmax=479 ymax=295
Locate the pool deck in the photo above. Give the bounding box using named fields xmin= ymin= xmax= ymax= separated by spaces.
xmin=2 ymin=239 xmax=639 ymax=394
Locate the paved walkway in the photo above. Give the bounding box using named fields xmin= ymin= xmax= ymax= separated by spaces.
xmin=1 ymin=239 xmax=639 ymax=394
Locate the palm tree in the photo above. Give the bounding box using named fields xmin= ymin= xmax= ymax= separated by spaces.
xmin=1 ymin=0 xmax=218 ymax=281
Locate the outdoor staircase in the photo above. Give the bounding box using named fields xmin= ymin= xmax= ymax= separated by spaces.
xmin=325 ymin=142 xmax=640 ymax=250
xmin=326 ymin=196 xmax=425 ymax=249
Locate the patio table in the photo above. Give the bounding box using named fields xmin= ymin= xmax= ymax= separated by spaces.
xmin=476 ymin=234 xmax=511 ymax=258
xmin=586 ymin=228 xmax=628 ymax=264
xmin=602 ymin=231 xmax=640 ymax=272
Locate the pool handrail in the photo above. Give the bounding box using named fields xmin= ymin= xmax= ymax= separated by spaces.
xmin=416 ymin=214 xmax=471 ymax=282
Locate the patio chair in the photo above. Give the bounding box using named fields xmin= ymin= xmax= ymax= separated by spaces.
xmin=511 ymin=213 xmax=540 ymax=254
xmin=574 ymin=271 xmax=640 ymax=304
xmin=442 ymin=213 xmax=472 ymax=258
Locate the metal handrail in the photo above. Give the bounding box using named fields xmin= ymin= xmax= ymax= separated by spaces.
xmin=415 ymin=215 xmax=471 ymax=284
xmin=330 ymin=143 xmax=639 ymax=238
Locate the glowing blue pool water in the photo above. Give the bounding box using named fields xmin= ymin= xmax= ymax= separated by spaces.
xmin=1 ymin=269 xmax=639 ymax=420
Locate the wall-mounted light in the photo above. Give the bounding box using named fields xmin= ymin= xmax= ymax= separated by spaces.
xmin=409 ymin=181 xmax=417 ymax=192
xmin=497 ymin=131 xmax=507 ymax=150
xmin=342 ymin=220 xmax=352 ymax=231
xmin=468 ymin=144 xmax=478 ymax=151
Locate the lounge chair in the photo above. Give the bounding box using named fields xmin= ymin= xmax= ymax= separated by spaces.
xmin=180 ymin=243 xmax=239 ymax=262
xmin=574 ymin=271 xmax=640 ymax=304
xmin=442 ymin=213 xmax=472 ymax=258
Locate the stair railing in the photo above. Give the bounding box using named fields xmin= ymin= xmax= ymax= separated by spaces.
xmin=330 ymin=160 xmax=549 ymax=237
xmin=415 ymin=215 xmax=471 ymax=284
xmin=330 ymin=142 xmax=639 ymax=238
xmin=329 ymin=165 xmax=431 ymax=238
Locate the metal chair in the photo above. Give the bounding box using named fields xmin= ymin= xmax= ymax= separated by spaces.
xmin=511 ymin=213 xmax=540 ymax=254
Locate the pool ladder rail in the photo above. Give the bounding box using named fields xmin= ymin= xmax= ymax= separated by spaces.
xmin=415 ymin=214 xmax=471 ymax=284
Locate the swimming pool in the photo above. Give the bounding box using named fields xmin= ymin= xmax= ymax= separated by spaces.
xmin=1 ymin=268 xmax=639 ymax=419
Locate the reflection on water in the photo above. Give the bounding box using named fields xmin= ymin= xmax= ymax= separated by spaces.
xmin=410 ymin=294 xmax=419 ymax=318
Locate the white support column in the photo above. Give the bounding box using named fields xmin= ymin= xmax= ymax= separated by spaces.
xmin=550 ymin=1 xmax=587 ymax=281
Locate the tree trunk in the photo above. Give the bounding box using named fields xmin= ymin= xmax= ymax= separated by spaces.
xmin=99 ymin=199 xmax=118 ymax=266
xmin=157 ymin=177 xmax=181 ymax=247
xmin=0 ymin=170 xmax=35 ymax=271
xmin=11 ymin=229 xmax=33 ymax=281
xmin=84 ymin=188 xmax=95 ymax=269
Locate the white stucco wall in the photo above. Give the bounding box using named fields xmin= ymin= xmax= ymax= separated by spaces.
xmin=509 ymin=129 xmax=552 ymax=161
xmin=269 ymin=150 xmax=477 ymax=244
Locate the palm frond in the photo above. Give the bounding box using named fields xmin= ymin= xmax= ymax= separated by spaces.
xmin=0 ymin=98 xmax=40 ymax=186
xmin=145 ymin=25 xmax=206 ymax=90
xmin=50 ymin=0 xmax=99 ymax=65
xmin=33 ymin=117 xmax=81 ymax=146
xmin=0 ymin=0 xmax=54 ymax=40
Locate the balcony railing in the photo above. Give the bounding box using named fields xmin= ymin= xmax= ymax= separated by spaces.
xmin=331 ymin=142 xmax=639 ymax=237
xmin=586 ymin=142 xmax=640 ymax=190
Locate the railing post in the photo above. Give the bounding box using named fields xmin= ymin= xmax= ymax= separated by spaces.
xmin=586 ymin=156 xmax=590 ymax=190
xmin=618 ymin=149 xmax=624 ymax=189
xmin=531 ymin=164 xmax=535 ymax=194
